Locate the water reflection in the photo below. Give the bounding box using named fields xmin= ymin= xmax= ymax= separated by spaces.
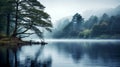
xmin=53 ymin=42 xmax=84 ymax=63
xmin=51 ymin=42 xmax=120 ymax=67
xmin=18 ymin=45 xmax=52 ymax=67
xmin=1 ymin=41 xmax=120 ymax=67
xmin=0 ymin=45 xmax=19 ymax=67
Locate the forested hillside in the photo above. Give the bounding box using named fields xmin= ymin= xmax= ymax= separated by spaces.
xmin=53 ymin=5 xmax=120 ymax=39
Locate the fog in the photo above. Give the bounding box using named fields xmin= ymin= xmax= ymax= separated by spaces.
xmin=39 ymin=0 xmax=120 ymax=23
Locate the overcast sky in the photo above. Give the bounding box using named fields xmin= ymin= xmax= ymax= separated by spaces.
xmin=39 ymin=0 xmax=120 ymax=22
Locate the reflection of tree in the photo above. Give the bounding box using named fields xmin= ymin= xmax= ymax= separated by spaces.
xmin=22 ymin=45 xmax=52 ymax=67
xmin=0 ymin=44 xmax=51 ymax=67
xmin=0 ymin=46 xmax=8 ymax=67
xmin=0 ymin=45 xmax=20 ymax=67
xmin=31 ymin=45 xmax=45 ymax=67
xmin=54 ymin=42 xmax=120 ymax=66
xmin=54 ymin=43 xmax=84 ymax=63
xmin=86 ymin=42 xmax=120 ymax=64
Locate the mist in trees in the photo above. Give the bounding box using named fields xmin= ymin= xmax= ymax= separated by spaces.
xmin=52 ymin=5 xmax=120 ymax=39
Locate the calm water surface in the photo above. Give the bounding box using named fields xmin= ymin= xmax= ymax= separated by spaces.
xmin=18 ymin=40 xmax=120 ymax=67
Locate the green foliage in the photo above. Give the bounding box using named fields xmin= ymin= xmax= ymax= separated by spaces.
xmin=91 ymin=22 xmax=108 ymax=37
xmin=15 ymin=0 xmax=52 ymax=37
xmin=97 ymin=35 xmax=111 ymax=39
xmin=91 ymin=14 xmax=120 ymax=38
xmin=0 ymin=0 xmax=52 ymax=38
xmin=53 ymin=13 xmax=83 ymax=38
xmin=53 ymin=12 xmax=120 ymax=39
xmin=84 ymin=15 xmax=98 ymax=29
xmin=72 ymin=13 xmax=83 ymax=23
xmin=79 ymin=29 xmax=91 ymax=38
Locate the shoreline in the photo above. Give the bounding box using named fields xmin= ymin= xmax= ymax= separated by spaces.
xmin=0 ymin=37 xmax=47 ymax=46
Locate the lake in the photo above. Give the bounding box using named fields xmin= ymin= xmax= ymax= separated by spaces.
xmin=1 ymin=39 xmax=120 ymax=67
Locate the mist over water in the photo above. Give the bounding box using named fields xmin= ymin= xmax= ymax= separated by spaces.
xmin=16 ymin=40 xmax=120 ymax=67
xmin=1 ymin=38 xmax=120 ymax=67
xmin=31 ymin=39 xmax=120 ymax=43
xmin=0 ymin=0 xmax=120 ymax=67
xmin=45 ymin=39 xmax=120 ymax=42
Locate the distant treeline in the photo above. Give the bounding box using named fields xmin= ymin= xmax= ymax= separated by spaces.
xmin=53 ymin=9 xmax=120 ymax=39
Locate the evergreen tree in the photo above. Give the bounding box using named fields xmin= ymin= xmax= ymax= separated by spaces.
xmin=0 ymin=0 xmax=15 ymax=36
xmin=0 ymin=0 xmax=52 ymax=38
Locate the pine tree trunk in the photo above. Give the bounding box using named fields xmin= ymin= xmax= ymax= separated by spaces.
xmin=12 ymin=0 xmax=19 ymax=37
xmin=6 ymin=13 xmax=10 ymax=37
